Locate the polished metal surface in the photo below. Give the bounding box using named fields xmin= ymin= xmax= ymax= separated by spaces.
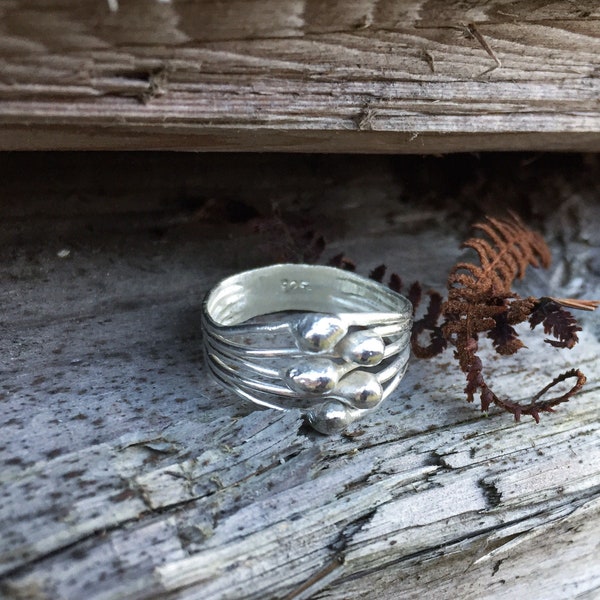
xmin=202 ymin=264 xmax=413 ymax=434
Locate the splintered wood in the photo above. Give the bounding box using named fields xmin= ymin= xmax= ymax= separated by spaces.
xmin=0 ymin=0 xmax=599 ymax=152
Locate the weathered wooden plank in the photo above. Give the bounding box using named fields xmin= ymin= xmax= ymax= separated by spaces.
xmin=0 ymin=153 xmax=599 ymax=599
xmin=0 ymin=1 xmax=599 ymax=152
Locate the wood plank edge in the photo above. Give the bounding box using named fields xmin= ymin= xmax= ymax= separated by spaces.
xmin=1 ymin=127 xmax=600 ymax=153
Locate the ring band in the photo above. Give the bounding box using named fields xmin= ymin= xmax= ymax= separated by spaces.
xmin=202 ymin=264 xmax=413 ymax=434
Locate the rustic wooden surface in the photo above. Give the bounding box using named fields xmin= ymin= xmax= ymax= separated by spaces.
xmin=0 ymin=153 xmax=599 ymax=599
xmin=1 ymin=1 xmax=600 ymax=152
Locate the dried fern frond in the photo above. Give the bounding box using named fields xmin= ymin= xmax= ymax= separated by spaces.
xmin=447 ymin=212 xmax=550 ymax=308
xmin=328 ymin=253 xmax=356 ymax=271
xmin=412 ymin=213 xmax=595 ymax=422
xmin=529 ymin=298 xmax=582 ymax=349
xmin=411 ymin=287 xmax=447 ymax=359
xmin=328 ymin=212 xmax=596 ymax=424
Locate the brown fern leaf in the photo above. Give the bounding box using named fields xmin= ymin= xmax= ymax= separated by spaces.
xmin=369 ymin=264 xmax=387 ymax=283
xmin=443 ymin=213 xmax=552 ymax=344
xmin=506 ymin=297 xmax=538 ymax=324
xmin=366 ymin=264 xmax=405 ymax=296
xmin=328 ymin=253 xmax=356 ymax=271
xmin=327 ymin=218 xmax=594 ymax=424
xmin=462 ymin=343 xmax=484 ymax=403
xmin=447 ymin=212 xmax=551 ymax=300
xmin=529 ymin=298 xmax=582 ymax=349
xmin=441 ymin=214 xmax=578 ymax=421
xmin=487 ymin=311 xmax=525 ymax=355
xmin=407 ymin=281 xmax=422 ymax=316
xmin=527 ymin=368 xmax=586 ymax=419
xmin=486 ymin=296 xmax=537 ymax=355
xmin=486 ymin=368 xmax=586 ymax=423
xmin=411 ymin=290 xmax=447 ymax=359
xmin=388 ymin=273 xmax=402 ymax=293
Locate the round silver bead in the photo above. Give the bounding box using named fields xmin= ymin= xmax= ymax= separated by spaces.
xmin=293 ymin=314 xmax=348 ymax=353
xmin=335 ymin=370 xmax=383 ymax=409
xmin=306 ymin=400 xmax=353 ymax=435
xmin=337 ymin=330 xmax=385 ymax=366
xmin=283 ymin=358 xmax=339 ymax=395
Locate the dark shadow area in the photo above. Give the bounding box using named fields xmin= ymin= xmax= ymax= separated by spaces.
xmin=1 ymin=152 xmax=598 ymax=257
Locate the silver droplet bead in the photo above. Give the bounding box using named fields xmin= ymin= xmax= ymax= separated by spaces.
xmin=293 ymin=314 xmax=348 ymax=353
xmin=306 ymin=400 xmax=353 ymax=435
xmin=337 ymin=330 xmax=385 ymax=366
xmin=284 ymin=358 xmax=339 ymax=395
xmin=335 ymin=371 xmax=383 ymax=409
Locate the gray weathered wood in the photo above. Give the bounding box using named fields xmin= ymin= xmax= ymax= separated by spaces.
xmin=0 ymin=153 xmax=599 ymax=599
xmin=1 ymin=1 xmax=600 ymax=152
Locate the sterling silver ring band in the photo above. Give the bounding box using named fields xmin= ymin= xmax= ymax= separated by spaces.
xmin=202 ymin=264 xmax=413 ymax=434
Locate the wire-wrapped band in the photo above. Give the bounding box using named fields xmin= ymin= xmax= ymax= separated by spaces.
xmin=202 ymin=264 xmax=413 ymax=433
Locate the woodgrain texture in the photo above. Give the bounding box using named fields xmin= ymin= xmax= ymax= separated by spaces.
xmin=0 ymin=153 xmax=599 ymax=599
xmin=1 ymin=1 xmax=600 ymax=152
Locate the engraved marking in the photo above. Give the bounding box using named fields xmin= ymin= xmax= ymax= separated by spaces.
xmin=281 ymin=279 xmax=311 ymax=292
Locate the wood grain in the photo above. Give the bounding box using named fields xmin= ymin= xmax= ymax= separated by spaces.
xmin=0 ymin=1 xmax=599 ymax=152
xmin=0 ymin=153 xmax=599 ymax=599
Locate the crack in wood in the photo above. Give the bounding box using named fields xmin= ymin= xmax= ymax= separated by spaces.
xmin=285 ymin=510 xmax=377 ymax=600
xmin=478 ymin=479 xmax=503 ymax=508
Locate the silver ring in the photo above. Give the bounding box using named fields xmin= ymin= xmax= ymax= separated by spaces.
xmin=202 ymin=264 xmax=413 ymax=434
